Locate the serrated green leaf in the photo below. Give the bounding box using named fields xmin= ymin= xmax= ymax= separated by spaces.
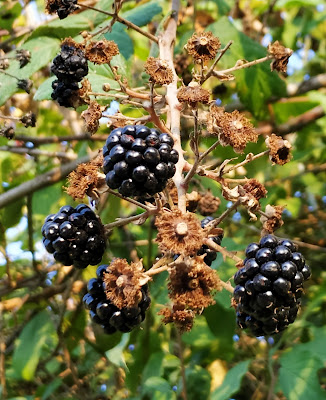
xmin=123 ymin=1 xmax=162 ymax=27
xmin=208 ymin=17 xmax=286 ymax=118
xmin=279 ymin=349 xmax=325 ymax=400
xmin=12 ymin=311 xmax=57 ymax=381
xmin=0 ymin=37 xmax=60 ymax=105
xmin=211 ymin=360 xmax=250 ymax=400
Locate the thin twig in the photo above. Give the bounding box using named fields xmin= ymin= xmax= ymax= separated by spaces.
xmin=202 ymin=40 xmax=233 ymax=83
xmin=204 ymin=238 xmax=243 ymax=263
xmin=104 ymin=186 xmax=153 ymax=211
xmin=213 ymin=55 xmax=273 ymax=76
xmin=206 ymin=200 xmax=241 ymax=230
xmin=104 ymin=211 xmax=150 ymax=230
xmin=80 ymin=4 xmax=159 ymax=43
xmin=27 ymin=194 xmax=38 ymax=274
xmin=222 ymin=150 xmax=270 ymax=175
xmin=0 ymin=146 xmax=77 ymax=160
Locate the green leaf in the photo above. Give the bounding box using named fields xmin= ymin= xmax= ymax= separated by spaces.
xmin=1 ymin=199 xmax=24 ymax=228
xmin=104 ymin=26 xmax=134 ymax=59
xmin=0 ymin=2 xmax=23 ymax=31
xmin=208 ymin=17 xmax=286 ymax=118
xmin=279 ymin=349 xmax=325 ymax=400
xmin=123 ymin=1 xmax=162 ymax=27
xmin=142 ymin=352 xmax=165 ymax=384
xmin=211 ymin=360 xmax=250 ymax=400
xmin=212 ymin=0 xmax=233 ymax=15
xmin=105 ymin=333 xmax=129 ymax=369
xmin=185 ymin=366 xmax=211 ymax=400
xmin=0 ymin=37 xmax=60 ymax=106
xmin=142 ymin=377 xmax=175 ymax=399
xmin=12 ymin=311 xmax=57 ymax=381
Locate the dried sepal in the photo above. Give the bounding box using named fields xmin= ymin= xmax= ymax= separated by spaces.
xmin=78 ymin=78 xmax=92 ymax=104
xmin=16 ymin=49 xmax=31 ymax=68
xmin=65 ymin=154 xmax=105 ymax=201
xmin=85 ymin=40 xmax=119 ymax=64
xmin=81 ymin=101 xmax=102 ymax=135
xmin=260 ymin=204 xmax=284 ymax=235
xmin=0 ymin=125 xmax=15 ymax=139
xmin=103 ymin=258 xmax=149 ymax=309
xmin=177 ymin=81 xmax=210 ymax=107
xmin=155 ymin=209 xmax=204 ymax=256
xmin=144 ymin=57 xmax=173 ymax=85
xmin=17 ymin=79 xmax=33 ymax=94
xmin=20 ymin=112 xmax=36 ymax=128
xmin=207 ymin=105 xmax=258 ymax=153
xmin=168 ymin=256 xmax=221 ymax=310
xmin=265 ymin=134 xmax=292 ymax=165
xmin=185 ymin=31 xmax=221 ymax=62
xmin=242 ymin=179 xmax=267 ymax=201
xmin=268 ymin=41 xmax=293 ymax=73
xmin=198 ymin=190 xmax=221 ymax=216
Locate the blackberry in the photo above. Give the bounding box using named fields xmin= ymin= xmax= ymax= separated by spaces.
xmin=233 ymin=235 xmax=311 ymax=336
xmin=51 ymin=79 xmax=80 ymax=108
xmin=83 ymin=264 xmax=151 ymax=334
xmin=103 ymin=125 xmax=179 ymax=197
xmin=42 ymin=205 xmax=106 ymax=269
xmin=51 ymin=43 xmax=88 ymax=83
xmin=197 ymin=216 xmax=223 ymax=266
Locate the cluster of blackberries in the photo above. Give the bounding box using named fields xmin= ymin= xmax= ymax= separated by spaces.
xmin=83 ymin=264 xmax=151 ymax=334
xmin=42 ymin=205 xmax=106 ymax=269
xmin=198 ymin=216 xmax=223 ymax=266
xmin=103 ymin=125 xmax=179 ymax=197
xmin=233 ymin=235 xmax=311 ymax=336
xmin=51 ymin=42 xmax=88 ymax=107
xmin=48 ymin=0 xmax=78 ymax=19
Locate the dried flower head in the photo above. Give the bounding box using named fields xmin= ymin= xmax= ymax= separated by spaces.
xmin=222 ymin=180 xmax=266 ymax=221
xmin=17 ymin=79 xmax=33 ymax=94
xmin=81 ymin=101 xmax=102 ymax=135
xmin=20 ymin=112 xmax=36 ymax=128
xmin=155 ymin=209 xmax=204 ymax=256
xmin=208 ymin=105 xmax=258 ymax=153
xmin=265 ymin=134 xmax=292 ymax=165
xmin=103 ymin=258 xmax=148 ymax=308
xmin=198 ymin=190 xmax=221 ymax=215
xmin=243 ymin=179 xmax=267 ymax=201
xmin=85 ymin=40 xmax=119 ymax=64
xmin=0 ymin=53 xmax=9 ymax=70
xmin=268 ymin=41 xmax=293 ymax=73
xmin=66 ymin=154 xmax=105 ymax=200
xmin=260 ymin=204 xmax=284 ymax=235
xmin=159 ymin=306 xmax=194 ymax=333
xmin=185 ymin=31 xmax=221 ymax=62
xmin=177 ymin=81 xmax=210 ymax=108
xmin=144 ymin=57 xmax=173 ymax=85
xmin=45 ymin=0 xmax=78 ymax=19
xmin=0 ymin=125 xmax=15 ymax=139
xmin=16 ymin=49 xmax=31 ymax=68
xmin=168 ymin=256 xmax=221 ymax=310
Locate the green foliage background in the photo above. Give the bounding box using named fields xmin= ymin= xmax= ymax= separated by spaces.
xmin=0 ymin=0 xmax=326 ymax=399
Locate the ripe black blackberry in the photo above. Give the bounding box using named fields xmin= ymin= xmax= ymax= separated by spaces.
xmin=42 ymin=204 xmax=106 ymax=269
xmin=51 ymin=43 xmax=88 ymax=83
xmin=51 ymin=79 xmax=80 ymax=108
xmin=197 ymin=216 xmax=223 ymax=266
xmin=103 ymin=125 xmax=179 ymax=197
xmin=83 ymin=264 xmax=151 ymax=334
xmin=233 ymin=235 xmax=311 ymax=336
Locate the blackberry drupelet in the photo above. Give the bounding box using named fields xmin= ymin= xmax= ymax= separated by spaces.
xmin=103 ymin=125 xmax=179 ymax=197
xmin=233 ymin=234 xmax=311 ymax=336
xmin=51 ymin=43 xmax=88 ymax=83
xmin=51 ymin=79 xmax=80 ymax=108
xmin=197 ymin=216 xmax=223 ymax=266
xmin=83 ymin=264 xmax=151 ymax=334
xmin=42 ymin=204 xmax=106 ymax=269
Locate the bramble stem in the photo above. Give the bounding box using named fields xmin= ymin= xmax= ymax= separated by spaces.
xmin=222 ymin=150 xmax=270 ymax=175
xmin=204 ymin=238 xmax=243 ymax=263
xmin=205 ymin=200 xmax=241 ymax=230
xmin=213 ymin=55 xmax=273 ymax=77
xmin=219 ymin=279 xmax=234 ymax=293
xmin=104 ymin=187 xmax=153 ymax=211
xmin=79 ymin=3 xmax=159 ymax=43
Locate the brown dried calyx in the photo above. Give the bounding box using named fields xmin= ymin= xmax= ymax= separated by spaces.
xmin=185 ymin=31 xmax=221 ymax=62
xmin=208 ymin=105 xmax=258 ymax=153
xmin=223 ymin=180 xmax=267 ymax=221
xmin=103 ymin=258 xmax=149 ymax=309
xmin=166 ymin=182 xmax=201 ymax=212
xmin=159 ymin=305 xmax=195 ymax=333
xmin=79 ymin=78 xmax=92 ymax=104
xmin=265 ymin=134 xmax=292 ymax=165
xmin=177 ymin=81 xmax=210 ymax=107
xmin=268 ymin=41 xmax=293 ymax=73
xmin=144 ymin=57 xmax=173 ymax=85
xmin=260 ymin=204 xmax=284 ymax=235
xmin=85 ymin=40 xmax=119 ymax=64
xmin=168 ymin=256 xmax=221 ymax=310
xmin=81 ymin=101 xmax=102 ymax=135
xmin=65 ymin=154 xmax=105 ymax=200
xmin=155 ymin=209 xmax=204 ymax=256
xmin=198 ymin=190 xmax=221 ymax=216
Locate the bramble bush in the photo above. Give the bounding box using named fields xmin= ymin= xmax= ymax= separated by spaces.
xmin=0 ymin=1 xmax=326 ymax=399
